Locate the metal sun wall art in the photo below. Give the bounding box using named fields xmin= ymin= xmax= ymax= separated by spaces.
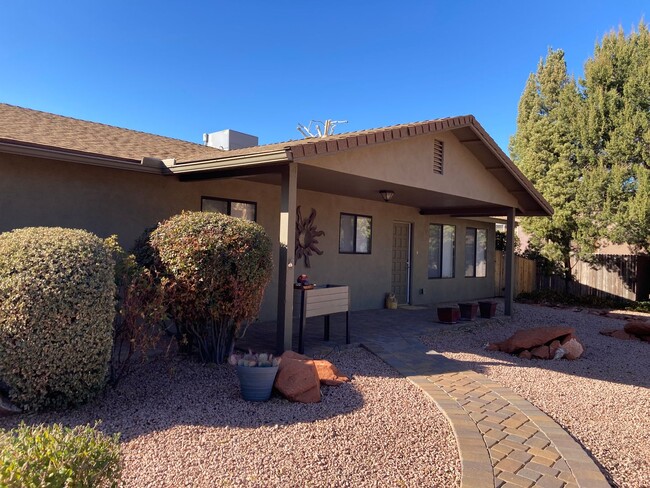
xmin=295 ymin=206 xmax=324 ymax=267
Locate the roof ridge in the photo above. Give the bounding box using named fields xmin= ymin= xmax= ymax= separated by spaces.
xmin=244 ymin=115 xmax=474 ymax=150
xmin=0 ymin=102 xmax=219 ymax=151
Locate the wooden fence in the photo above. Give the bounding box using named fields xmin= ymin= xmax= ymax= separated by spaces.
xmin=536 ymin=254 xmax=650 ymax=301
xmin=494 ymin=253 xmax=536 ymax=297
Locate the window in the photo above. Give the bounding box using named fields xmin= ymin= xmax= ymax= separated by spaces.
xmin=201 ymin=197 xmax=257 ymax=221
xmin=428 ymin=224 xmax=455 ymax=278
xmin=339 ymin=213 xmax=372 ymax=254
xmin=465 ymin=228 xmax=487 ymax=277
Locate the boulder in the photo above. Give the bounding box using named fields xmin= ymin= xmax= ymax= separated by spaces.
xmin=610 ymin=329 xmax=638 ymax=341
xmin=531 ymin=345 xmax=550 ymax=359
xmin=624 ymin=321 xmax=650 ymax=339
xmin=553 ymin=347 xmax=566 ymax=360
xmin=518 ymin=350 xmax=532 ymax=359
xmin=274 ymin=352 xmax=321 ymax=403
xmin=561 ymin=336 xmax=584 ymax=360
xmin=549 ymin=340 xmax=561 ymax=358
xmin=313 ymin=360 xmax=350 ymax=386
xmin=493 ymin=326 xmax=575 ymax=354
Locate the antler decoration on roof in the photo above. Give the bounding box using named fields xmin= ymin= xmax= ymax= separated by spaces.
xmin=295 ymin=206 xmax=325 ymax=268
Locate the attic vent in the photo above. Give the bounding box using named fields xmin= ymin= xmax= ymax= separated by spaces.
xmin=433 ymin=139 xmax=444 ymax=174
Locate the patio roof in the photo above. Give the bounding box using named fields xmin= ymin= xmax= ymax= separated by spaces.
xmin=170 ymin=115 xmax=552 ymax=217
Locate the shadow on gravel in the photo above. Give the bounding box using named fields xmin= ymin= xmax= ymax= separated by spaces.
xmin=420 ymin=304 xmax=650 ymax=389
xmin=0 ymin=347 xmax=386 ymax=442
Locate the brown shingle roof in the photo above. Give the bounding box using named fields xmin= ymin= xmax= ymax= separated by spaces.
xmin=0 ymin=103 xmax=223 ymax=162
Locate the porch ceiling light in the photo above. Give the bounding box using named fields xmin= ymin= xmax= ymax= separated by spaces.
xmin=379 ymin=190 xmax=395 ymax=202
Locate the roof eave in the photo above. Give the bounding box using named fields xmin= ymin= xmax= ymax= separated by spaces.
xmin=169 ymin=148 xmax=292 ymax=174
xmin=0 ymin=139 xmax=168 ymax=174
xmin=464 ymin=121 xmax=554 ymax=217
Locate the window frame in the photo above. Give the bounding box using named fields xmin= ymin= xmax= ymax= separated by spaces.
xmin=428 ymin=223 xmax=456 ymax=279
xmin=201 ymin=196 xmax=257 ymax=222
xmin=338 ymin=213 xmax=373 ymax=255
xmin=464 ymin=227 xmax=488 ymax=278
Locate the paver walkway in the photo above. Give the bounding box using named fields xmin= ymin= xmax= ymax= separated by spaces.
xmin=239 ymin=304 xmax=612 ymax=488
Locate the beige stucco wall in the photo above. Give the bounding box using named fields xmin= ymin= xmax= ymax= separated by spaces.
xmin=1 ymin=152 xmax=497 ymax=322
xmin=301 ymin=132 xmax=520 ymax=207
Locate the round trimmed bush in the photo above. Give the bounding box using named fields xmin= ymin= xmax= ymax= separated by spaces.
xmin=0 ymin=227 xmax=115 ymax=411
xmin=150 ymin=211 xmax=273 ymax=363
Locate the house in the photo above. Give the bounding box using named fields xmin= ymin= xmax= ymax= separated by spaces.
xmin=0 ymin=103 xmax=552 ymax=352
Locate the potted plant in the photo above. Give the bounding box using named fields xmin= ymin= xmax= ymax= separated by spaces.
xmin=229 ymin=351 xmax=281 ymax=402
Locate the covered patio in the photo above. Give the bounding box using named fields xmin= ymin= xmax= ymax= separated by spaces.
xmin=169 ymin=116 xmax=552 ymax=354
xmin=235 ymin=299 xmax=506 ymax=358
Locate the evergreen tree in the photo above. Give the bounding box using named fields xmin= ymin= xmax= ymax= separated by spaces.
xmin=512 ymin=22 xmax=650 ymax=285
xmin=510 ymin=49 xmax=582 ymax=282
xmin=579 ymin=22 xmax=650 ymax=251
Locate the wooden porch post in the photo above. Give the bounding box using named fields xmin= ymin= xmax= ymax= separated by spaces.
xmin=276 ymin=163 xmax=297 ymax=353
xmin=504 ymin=207 xmax=516 ymax=316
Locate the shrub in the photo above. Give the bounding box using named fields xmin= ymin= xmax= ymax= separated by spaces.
xmin=150 ymin=211 xmax=273 ymax=363
xmin=105 ymin=236 xmax=166 ymax=387
xmin=516 ymin=289 xmax=633 ymax=309
xmin=131 ymin=225 xmax=158 ymax=270
xmin=0 ymin=227 xmax=115 ymax=411
xmin=0 ymin=422 xmax=121 ymax=487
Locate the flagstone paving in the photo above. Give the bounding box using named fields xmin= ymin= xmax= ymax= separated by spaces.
xmin=239 ymin=305 xmax=612 ymax=487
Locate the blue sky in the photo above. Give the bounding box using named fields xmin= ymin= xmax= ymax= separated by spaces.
xmin=1 ymin=1 xmax=647 ymax=152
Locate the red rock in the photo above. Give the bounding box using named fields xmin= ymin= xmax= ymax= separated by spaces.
xmin=561 ymin=337 xmax=584 ymax=360
xmin=493 ymin=326 xmax=575 ymax=353
xmin=313 ymin=360 xmax=350 ymax=386
xmin=610 ymin=329 xmax=638 ymax=341
xmin=274 ymin=352 xmax=321 ymax=403
xmin=641 ymin=335 xmax=650 ymax=343
xmin=518 ymin=350 xmax=532 ymax=359
xmin=624 ymin=321 xmax=650 ymax=338
xmin=599 ymin=328 xmax=618 ymax=336
xmin=531 ymin=345 xmax=550 ymax=359
xmin=486 ymin=343 xmax=500 ymax=351
xmin=552 ymin=347 xmax=566 ymax=360
xmin=549 ymin=340 xmax=561 ymax=357
xmin=281 ymin=350 xmax=310 ymax=361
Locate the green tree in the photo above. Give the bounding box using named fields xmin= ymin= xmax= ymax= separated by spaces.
xmin=512 ymin=22 xmax=650 ymax=285
xmin=578 ymin=22 xmax=650 ymax=251
xmin=510 ymin=49 xmax=583 ymax=283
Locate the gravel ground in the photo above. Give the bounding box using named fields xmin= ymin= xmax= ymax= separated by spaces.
xmin=421 ymin=303 xmax=650 ymax=488
xmin=0 ymin=347 xmax=461 ymax=487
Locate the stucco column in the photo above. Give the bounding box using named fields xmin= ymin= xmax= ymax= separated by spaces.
xmin=504 ymin=207 xmax=516 ymax=316
xmin=276 ymin=163 xmax=298 ymax=353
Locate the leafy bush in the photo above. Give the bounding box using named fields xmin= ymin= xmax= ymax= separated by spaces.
xmin=0 ymin=227 xmax=115 ymax=411
xmin=105 ymin=236 xmax=166 ymax=387
xmin=0 ymin=422 xmax=121 ymax=487
xmin=150 ymin=211 xmax=273 ymax=363
xmin=131 ymin=225 xmax=158 ymax=270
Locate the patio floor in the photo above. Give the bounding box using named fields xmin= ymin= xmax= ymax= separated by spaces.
xmin=237 ymin=300 xmax=610 ymax=488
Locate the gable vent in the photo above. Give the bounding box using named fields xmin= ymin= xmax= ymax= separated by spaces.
xmin=433 ymin=139 xmax=444 ymax=174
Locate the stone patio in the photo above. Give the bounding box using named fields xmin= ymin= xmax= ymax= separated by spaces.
xmin=237 ymin=300 xmax=611 ymax=488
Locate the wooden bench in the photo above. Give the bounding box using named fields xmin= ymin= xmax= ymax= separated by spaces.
xmin=294 ymin=285 xmax=350 ymax=354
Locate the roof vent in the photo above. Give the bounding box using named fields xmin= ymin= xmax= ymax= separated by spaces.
xmin=433 ymin=139 xmax=444 ymax=174
xmin=203 ymin=129 xmax=258 ymax=150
